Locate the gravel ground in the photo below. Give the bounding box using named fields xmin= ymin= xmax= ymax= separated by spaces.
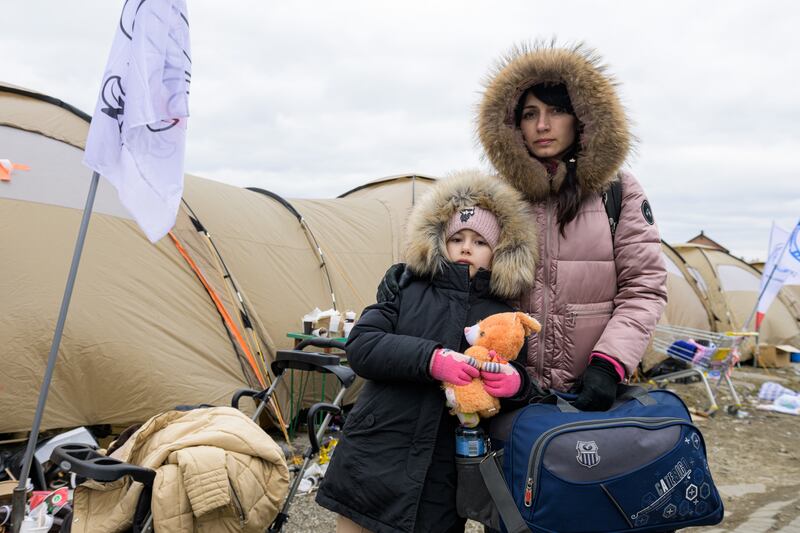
xmin=280 ymin=492 xmax=485 ymax=533
xmin=270 ymin=364 xmax=800 ymax=532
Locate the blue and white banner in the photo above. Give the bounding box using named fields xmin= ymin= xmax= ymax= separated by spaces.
xmin=84 ymin=0 xmax=191 ymax=243
xmin=756 ymin=220 xmax=800 ymax=328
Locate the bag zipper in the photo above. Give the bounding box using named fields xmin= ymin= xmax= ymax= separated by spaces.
xmin=523 ymin=417 xmax=688 ymax=508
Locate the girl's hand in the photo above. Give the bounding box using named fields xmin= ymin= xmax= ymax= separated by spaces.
xmin=429 ymin=348 xmax=480 ymax=386
xmin=480 ymin=364 xmax=521 ymax=398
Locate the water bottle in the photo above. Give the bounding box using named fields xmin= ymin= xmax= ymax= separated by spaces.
xmin=455 ymin=426 xmax=487 ymax=457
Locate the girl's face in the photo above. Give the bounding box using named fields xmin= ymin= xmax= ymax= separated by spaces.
xmin=446 ymin=229 xmax=493 ymax=278
xmin=519 ymin=93 xmax=577 ymax=162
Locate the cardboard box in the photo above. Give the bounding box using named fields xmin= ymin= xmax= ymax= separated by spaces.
xmin=0 ymin=479 xmax=16 ymax=505
xmin=314 ymin=316 xmax=331 ymax=331
xmin=757 ymin=344 xmax=800 ymax=368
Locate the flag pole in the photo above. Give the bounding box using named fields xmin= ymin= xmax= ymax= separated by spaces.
xmin=10 ymin=171 xmax=100 ymax=533
xmin=743 ymin=261 xmax=784 ymax=331
xmin=741 ymin=262 xmax=784 ymax=368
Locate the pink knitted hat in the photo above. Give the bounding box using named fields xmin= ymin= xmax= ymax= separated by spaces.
xmin=445 ymin=206 xmax=502 ymax=250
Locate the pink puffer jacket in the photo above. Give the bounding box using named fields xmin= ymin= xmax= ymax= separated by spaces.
xmin=477 ymin=43 xmax=668 ymax=391
xmin=521 ymin=171 xmax=666 ymax=390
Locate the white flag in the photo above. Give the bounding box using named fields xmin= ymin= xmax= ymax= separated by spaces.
xmin=756 ymin=220 xmax=800 ymax=328
xmin=84 ymin=0 xmax=191 ymax=243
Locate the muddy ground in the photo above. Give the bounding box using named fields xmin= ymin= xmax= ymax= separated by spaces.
xmin=278 ymin=363 xmax=800 ymax=532
xmin=674 ymin=364 xmax=800 ymax=532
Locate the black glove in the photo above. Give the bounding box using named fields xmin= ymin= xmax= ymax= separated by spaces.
xmin=376 ymin=263 xmax=411 ymax=302
xmin=572 ymin=357 xmax=620 ymax=411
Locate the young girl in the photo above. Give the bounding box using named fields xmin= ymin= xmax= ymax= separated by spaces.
xmin=316 ymin=170 xmax=538 ymax=533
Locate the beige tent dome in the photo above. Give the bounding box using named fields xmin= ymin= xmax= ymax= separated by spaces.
xmin=0 ymin=82 xmax=437 ymax=434
xmin=672 ymin=244 xmax=800 ymax=360
xmin=339 ymin=174 xmax=437 ymax=261
xmin=640 ymin=242 xmax=715 ymax=372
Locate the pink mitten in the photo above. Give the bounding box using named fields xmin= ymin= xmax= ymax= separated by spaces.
xmin=429 ymin=348 xmax=480 ymax=386
xmin=481 ymin=365 xmax=521 ymax=398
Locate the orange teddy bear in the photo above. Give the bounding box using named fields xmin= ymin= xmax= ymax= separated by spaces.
xmin=444 ymin=312 xmax=541 ymax=427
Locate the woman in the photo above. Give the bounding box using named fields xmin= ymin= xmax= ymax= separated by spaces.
xmin=380 ymin=42 xmax=667 ymax=409
xmin=476 ymin=42 xmax=667 ymax=409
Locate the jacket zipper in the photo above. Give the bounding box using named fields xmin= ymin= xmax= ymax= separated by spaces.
xmin=522 ymin=417 xmax=687 ymax=508
xmin=229 ymin=482 xmax=247 ymax=526
xmin=566 ymin=308 xmax=613 ymax=327
xmin=538 ymin=198 xmax=552 ymax=379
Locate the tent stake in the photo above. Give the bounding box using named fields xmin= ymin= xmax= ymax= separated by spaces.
xmin=10 ymin=171 xmax=99 ymax=533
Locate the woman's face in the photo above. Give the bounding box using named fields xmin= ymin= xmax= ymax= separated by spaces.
xmin=519 ymin=92 xmax=577 ymax=162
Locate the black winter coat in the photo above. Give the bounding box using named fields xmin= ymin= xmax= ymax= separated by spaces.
xmin=316 ymin=263 xmax=519 ymax=533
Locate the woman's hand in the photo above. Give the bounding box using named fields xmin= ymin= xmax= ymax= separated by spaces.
xmin=376 ymin=263 xmax=411 ymax=302
xmin=480 ymin=364 xmax=522 ymax=398
xmin=572 ymin=357 xmax=620 ymax=411
xmin=429 ymin=348 xmax=480 ymax=386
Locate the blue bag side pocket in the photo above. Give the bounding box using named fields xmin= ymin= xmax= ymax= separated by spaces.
xmin=601 ymin=425 xmax=723 ymax=531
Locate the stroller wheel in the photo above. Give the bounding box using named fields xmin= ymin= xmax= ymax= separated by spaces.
xmin=725 ymin=405 xmax=739 ymax=416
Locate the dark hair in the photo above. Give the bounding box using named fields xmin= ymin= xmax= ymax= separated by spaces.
xmin=515 ymin=82 xmax=581 ymax=235
xmin=514 ymin=83 xmax=574 ymax=125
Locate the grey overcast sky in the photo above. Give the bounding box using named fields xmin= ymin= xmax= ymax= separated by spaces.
xmin=3 ymin=1 xmax=798 ymax=261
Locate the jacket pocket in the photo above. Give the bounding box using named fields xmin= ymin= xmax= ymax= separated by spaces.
xmin=342 ymin=382 xmax=385 ymax=431
xmin=563 ymin=302 xmax=615 ymax=378
xmin=229 ymin=479 xmax=247 ymax=527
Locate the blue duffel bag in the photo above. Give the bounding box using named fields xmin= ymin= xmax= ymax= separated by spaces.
xmin=478 ymin=386 xmax=724 ymax=533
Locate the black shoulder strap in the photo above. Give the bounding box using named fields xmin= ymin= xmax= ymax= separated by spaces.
xmin=602 ymin=176 xmax=623 ymax=239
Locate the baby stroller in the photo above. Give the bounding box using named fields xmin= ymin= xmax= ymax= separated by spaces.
xmin=49 ymin=337 xmax=355 ymax=532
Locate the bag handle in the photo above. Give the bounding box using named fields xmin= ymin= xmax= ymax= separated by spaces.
xmin=542 ymin=384 xmax=655 ymax=413
xmin=536 ymin=391 xmax=580 ymax=413
xmin=479 ymin=451 xmax=530 ymax=533
xmin=615 ymin=384 xmax=656 ymax=406
xmin=555 ymin=395 xmax=579 ymax=413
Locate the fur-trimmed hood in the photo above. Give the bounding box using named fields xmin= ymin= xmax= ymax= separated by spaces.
xmin=404 ymin=170 xmax=537 ymax=300
xmin=477 ymin=42 xmax=632 ymax=202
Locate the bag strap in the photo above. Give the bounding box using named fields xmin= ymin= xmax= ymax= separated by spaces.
xmin=539 ymin=392 xmax=579 ymax=413
xmin=542 ymin=385 xmax=655 ymax=412
xmin=615 ymin=384 xmax=657 ymax=406
xmin=602 ymin=177 xmax=623 ymax=239
xmin=479 ymin=451 xmax=530 ymax=533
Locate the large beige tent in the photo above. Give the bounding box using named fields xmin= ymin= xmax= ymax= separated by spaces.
xmin=640 ymin=242 xmax=715 ymax=372
xmin=0 ymin=81 xmax=436 ymax=434
xmin=672 ymin=244 xmax=800 ymax=360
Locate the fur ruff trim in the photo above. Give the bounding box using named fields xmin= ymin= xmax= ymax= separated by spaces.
xmin=404 ymin=170 xmax=537 ymax=300
xmin=477 ymin=41 xmax=632 ymax=202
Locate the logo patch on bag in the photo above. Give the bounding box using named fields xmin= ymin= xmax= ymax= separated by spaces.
xmin=459 ymin=207 xmax=475 ymax=222
xmin=641 ymin=200 xmax=655 ymax=225
xmin=576 ymin=440 xmax=600 ymax=468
